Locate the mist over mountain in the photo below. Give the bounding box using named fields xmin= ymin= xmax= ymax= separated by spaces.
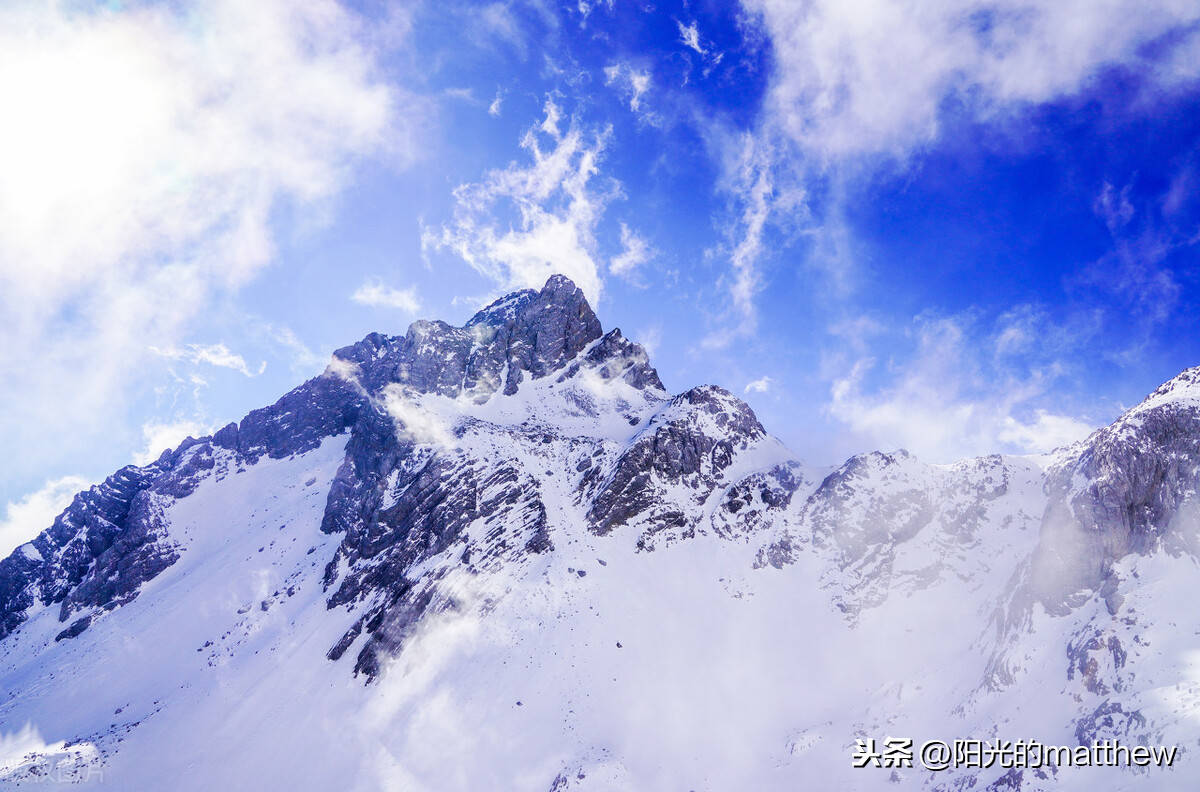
xmin=1 ymin=275 xmax=1198 ymax=790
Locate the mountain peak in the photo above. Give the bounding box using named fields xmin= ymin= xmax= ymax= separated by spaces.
xmin=331 ymin=274 xmax=652 ymax=402
xmin=465 ymin=274 xmax=596 ymax=331
xmin=9 ymin=279 xmax=1200 ymax=790
xmin=1129 ymin=365 xmax=1200 ymax=416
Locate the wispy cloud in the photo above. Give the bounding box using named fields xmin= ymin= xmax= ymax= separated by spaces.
xmin=352 ymin=281 xmax=423 ymax=313
xmin=611 ymin=222 xmax=653 ymax=279
xmin=677 ymin=20 xmax=706 ymax=55
xmin=1094 ymin=181 xmax=1135 ymax=233
xmin=576 ymin=0 xmax=615 ymax=24
xmin=703 ymin=132 xmax=807 ymax=349
xmin=636 ymin=324 xmax=663 ymax=359
xmin=424 ymin=99 xmax=619 ymax=302
xmin=603 ymin=63 xmax=652 ymax=118
xmin=675 ymin=18 xmax=724 ymax=77
xmin=381 ymin=387 xmax=457 ymax=450
xmin=259 ymin=323 xmax=327 ymax=374
xmin=1075 ymin=178 xmax=1188 ymax=358
xmin=150 ymin=343 xmax=264 ymax=377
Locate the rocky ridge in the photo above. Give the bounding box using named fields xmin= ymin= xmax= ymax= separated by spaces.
xmin=1 ymin=277 xmax=1200 ymax=791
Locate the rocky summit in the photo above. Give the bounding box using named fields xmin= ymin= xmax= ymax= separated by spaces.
xmin=2 ymin=275 xmax=1200 ymax=790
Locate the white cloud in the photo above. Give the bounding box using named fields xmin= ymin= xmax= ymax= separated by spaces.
xmin=1157 ymin=24 xmax=1200 ymax=85
xmin=603 ymin=63 xmax=652 ymax=116
xmin=0 ymin=476 xmax=91 ymax=558
xmin=636 ymin=324 xmax=663 ymax=359
xmin=0 ymin=0 xmax=408 ymax=487
xmin=150 ymin=343 xmax=264 ymax=377
xmin=826 ymin=314 xmax=1095 ymax=461
xmin=540 ymin=99 xmax=565 ymax=139
xmin=675 ymin=18 xmax=725 ymax=77
xmin=488 ymin=91 xmax=503 ymax=118
xmin=998 ymin=409 xmax=1095 ymax=452
xmin=828 ymin=316 xmax=886 ymax=354
xmin=742 ymin=0 xmax=1200 ymax=160
xmin=325 ymin=356 xmax=365 ymax=388
xmin=744 ymin=376 xmax=774 ymax=394
xmin=610 ymin=223 xmax=653 ymax=278
xmin=260 ymin=323 xmax=327 ymax=374
xmin=0 ymin=0 xmax=403 ymax=297
xmin=727 ymin=143 xmax=772 ymax=334
xmin=424 ymin=99 xmax=616 ymax=302
xmin=133 ymin=420 xmax=214 ymax=466
xmin=1094 ymin=181 xmax=1135 ymax=233
xmin=329 ymin=358 xmax=461 ymax=450
xmin=677 ymin=20 xmax=706 ymax=55
xmin=443 ymin=87 xmax=478 ymax=104
xmin=381 ymin=386 xmax=458 ymax=450
xmin=471 ymin=3 xmax=534 ymax=57
xmin=702 ymin=132 xmax=807 ymax=349
xmin=577 ymin=0 xmax=615 ymax=22
xmin=352 ymin=281 xmax=423 ymax=313
xmin=715 ymin=0 xmax=1200 ymax=338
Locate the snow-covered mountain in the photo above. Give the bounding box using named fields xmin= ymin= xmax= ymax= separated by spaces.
xmin=1 ymin=275 xmax=1198 ymax=790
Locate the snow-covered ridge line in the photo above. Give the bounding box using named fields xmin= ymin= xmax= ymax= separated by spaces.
xmin=1 ymin=274 xmax=1199 ymax=790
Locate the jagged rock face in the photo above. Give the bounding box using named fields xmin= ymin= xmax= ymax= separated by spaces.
xmin=1031 ymin=369 xmax=1200 ymax=612
xmin=757 ymin=451 xmax=1043 ymax=618
xmin=567 ymin=327 xmax=664 ymax=392
xmin=300 ymin=277 xmax=670 ymax=676
xmin=5 ymin=275 xmax=1200 ymax=790
xmin=329 ymin=274 xmax=655 ymax=402
xmin=220 ymin=375 xmax=367 ymax=463
xmin=586 ymin=386 xmax=765 ymax=545
xmin=324 ymin=441 xmax=560 ymax=677
xmin=322 ymin=373 xmax=789 ymax=676
xmin=0 ymin=462 xmax=170 ymax=641
xmin=716 ymin=460 xmax=811 ymax=542
xmin=0 ymin=275 xmax=662 ymax=649
xmin=0 ymin=374 xmax=368 ymax=643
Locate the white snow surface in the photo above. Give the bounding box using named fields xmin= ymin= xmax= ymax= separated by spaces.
xmin=0 ymin=365 xmax=1198 ymax=790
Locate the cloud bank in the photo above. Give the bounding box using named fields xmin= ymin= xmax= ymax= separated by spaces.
xmin=743 ymin=0 xmax=1200 ymax=160
xmin=826 ymin=312 xmax=1095 ymax=461
xmin=0 ymin=0 xmax=407 ymax=488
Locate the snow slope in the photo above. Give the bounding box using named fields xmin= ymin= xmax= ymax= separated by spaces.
xmin=1 ymin=276 xmax=1198 ymax=790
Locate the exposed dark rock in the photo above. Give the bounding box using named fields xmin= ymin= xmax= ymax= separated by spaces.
xmin=1074 ymin=700 xmax=1149 ymax=746
xmin=352 ymin=585 xmax=438 ymax=679
xmin=0 ymin=458 xmax=170 ymax=641
xmin=329 ymin=274 xmax=631 ymax=403
xmin=60 ymin=489 xmax=178 ymax=620
xmin=587 ymin=385 xmax=764 ymax=537
xmin=1032 ymin=374 xmax=1200 ymax=612
xmin=235 ymin=375 xmax=365 ymax=463
xmin=54 ymin=615 xmax=92 ymax=642
xmin=559 ymin=327 xmax=664 ymax=392
xmin=1067 ymin=629 xmax=1128 ymax=695
xmin=0 ymin=274 xmax=659 ymax=650
xmin=321 ymin=440 xmax=558 ymax=677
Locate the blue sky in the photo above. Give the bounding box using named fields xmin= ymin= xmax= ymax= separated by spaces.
xmin=1 ymin=0 xmax=1199 ymax=548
